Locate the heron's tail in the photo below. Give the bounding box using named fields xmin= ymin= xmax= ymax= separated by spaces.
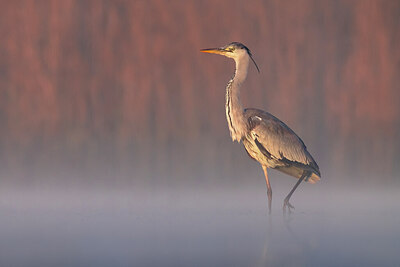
xmin=307 ymin=172 xmax=320 ymax=184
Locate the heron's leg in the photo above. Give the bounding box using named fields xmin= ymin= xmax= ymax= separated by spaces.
xmin=283 ymin=171 xmax=311 ymax=214
xmin=262 ymin=165 xmax=272 ymax=214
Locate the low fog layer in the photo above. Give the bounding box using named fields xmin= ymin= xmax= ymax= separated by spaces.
xmin=0 ymin=182 xmax=399 ymax=266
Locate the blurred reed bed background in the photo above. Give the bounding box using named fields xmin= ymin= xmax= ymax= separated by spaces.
xmin=0 ymin=0 xmax=399 ymax=188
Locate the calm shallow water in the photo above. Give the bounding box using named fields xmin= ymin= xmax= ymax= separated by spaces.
xmin=0 ymin=184 xmax=399 ymax=266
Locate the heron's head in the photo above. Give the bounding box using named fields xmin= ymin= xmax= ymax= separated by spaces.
xmin=200 ymin=42 xmax=259 ymax=72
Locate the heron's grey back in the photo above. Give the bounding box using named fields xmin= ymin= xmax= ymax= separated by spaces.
xmin=244 ymin=108 xmax=320 ymax=178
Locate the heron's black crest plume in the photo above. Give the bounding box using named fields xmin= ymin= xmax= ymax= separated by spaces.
xmin=228 ymin=42 xmax=260 ymax=73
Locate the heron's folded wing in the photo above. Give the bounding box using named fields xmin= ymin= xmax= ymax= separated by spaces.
xmin=246 ymin=109 xmax=316 ymax=170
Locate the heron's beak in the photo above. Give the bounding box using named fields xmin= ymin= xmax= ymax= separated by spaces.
xmin=200 ymin=48 xmax=227 ymax=55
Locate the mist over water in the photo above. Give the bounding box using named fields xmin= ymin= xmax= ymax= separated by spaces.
xmin=0 ymin=138 xmax=398 ymax=266
xmin=1 ymin=172 xmax=399 ymax=267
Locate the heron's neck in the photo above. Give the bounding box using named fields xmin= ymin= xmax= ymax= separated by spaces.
xmin=225 ymin=56 xmax=249 ymax=142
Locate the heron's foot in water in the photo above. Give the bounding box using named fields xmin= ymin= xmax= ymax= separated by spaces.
xmin=283 ymin=198 xmax=295 ymax=214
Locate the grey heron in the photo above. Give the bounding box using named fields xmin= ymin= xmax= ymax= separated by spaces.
xmin=201 ymin=42 xmax=320 ymax=213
